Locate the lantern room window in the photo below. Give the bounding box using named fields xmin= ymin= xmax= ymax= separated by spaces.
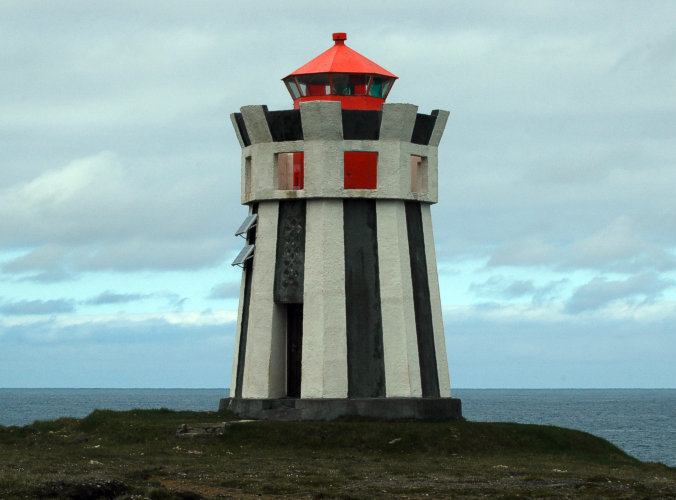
xmin=332 ymin=74 xmax=372 ymax=96
xmin=368 ymin=76 xmax=395 ymax=98
xmin=295 ymin=74 xmax=330 ymax=96
xmin=284 ymin=79 xmax=301 ymax=99
xmin=284 ymin=74 xmax=396 ymax=101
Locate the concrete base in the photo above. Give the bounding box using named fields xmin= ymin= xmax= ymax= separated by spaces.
xmin=219 ymin=397 xmax=462 ymax=421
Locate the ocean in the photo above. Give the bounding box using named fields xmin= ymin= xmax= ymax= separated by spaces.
xmin=0 ymin=388 xmax=673 ymax=467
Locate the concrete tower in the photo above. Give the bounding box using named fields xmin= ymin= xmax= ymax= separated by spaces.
xmin=220 ymin=33 xmax=461 ymax=420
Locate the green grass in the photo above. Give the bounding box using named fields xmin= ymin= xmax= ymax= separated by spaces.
xmin=1 ymin=409 xmax=674 ymax=499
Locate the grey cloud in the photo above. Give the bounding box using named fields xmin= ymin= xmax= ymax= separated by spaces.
xmin=484 ymin=216 xmax=676 ymax=274
xmin=0 ymin=299 xmax=75 ymax=316
xmin=85 ymin=291 xmax=150 ymax=305
xmin=0 ymin=315 xmax=236 ymax=387
xmin=0 ymin=4 xmax=674 ymax=293
xmin=565 ymin=273 xmax=675 ymax=314
xmin=0 ymin=315 xmax=234 ymax=346
xmin=0 ymin=152 xmax=235 ymax=248
xmin=208 ymin=282 xmax=241 ymax=300
xmin=0 ymin=148 xmax=242 ymax=277
xmin=154 ymin=292 xmax=190 ymax=310
xmin=2 ymin=237 xmax=231 ymax=276
xmin=469 ymin=276 xmax=567 ymax=304
xmin=16 ymin=269 xmax=74 ymax=284
xmin=445 ymin=306 xmax=676 ymax=388
xmin=486 ymin=239 xmax=558 ymax=269
xmin=470 ymin=277 xmax=535 ymax=299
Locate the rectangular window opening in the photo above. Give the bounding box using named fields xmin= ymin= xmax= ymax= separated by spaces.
xmin=411 ymin=155 xmax=428 ymax=193
xmin=344 ymin=151 xmax=378 ymax=190
xmin=276 ymin=152 xmax=304 ymax=190
xmin=244 ymin=156 xmax=252 ymax=195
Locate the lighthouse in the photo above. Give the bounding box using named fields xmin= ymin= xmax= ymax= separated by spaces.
xmin=220 ymin=33 xmax=461 ymax=420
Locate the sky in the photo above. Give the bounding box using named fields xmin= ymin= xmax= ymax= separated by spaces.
xmin=1 ymin=1 xmax=675 ymax=389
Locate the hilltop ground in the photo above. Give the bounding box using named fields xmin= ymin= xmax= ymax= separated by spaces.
xmin=1 ymin=409 xmax=674 ymax=499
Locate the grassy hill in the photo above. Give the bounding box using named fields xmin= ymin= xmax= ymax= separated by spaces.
xmin=1 ymin=409 xmax=674 ymax=499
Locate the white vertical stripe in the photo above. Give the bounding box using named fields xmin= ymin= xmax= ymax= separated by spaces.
xmin=421 ymin=203 xmax=452 ymax=396
xmin=241 ymin=201 xmax=285 ymax=398
xmin=376 ymin=200 xmax=422 ymax=397
xmin=302 ymin=199 xmax=348 ymax=398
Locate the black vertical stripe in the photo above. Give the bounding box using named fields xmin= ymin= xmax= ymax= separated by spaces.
xmin=234 ymin=203 xmax=258 ymax=398
xmin=286 ymin=303 xmax=303 ymax=398
xmin=342 ymin=110 xmax=382 ymax=140
xmin=343 ymin=199 xmax=386 ymax=398
xmin=410 ymin=113 xmax=437 ymax=145
xmin=233 ymin=113 xmax=251 ymax=147
xmin=405 ymin=201 xmax=440 ymax=398
xmin=265 ymin=110 xmax=304 ymax=141
xmin=273 ymin=200 xmax=306 ymax=304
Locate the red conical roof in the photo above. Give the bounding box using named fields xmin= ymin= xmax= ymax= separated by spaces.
xmin=285 ymin=33 xmax=397 ymax=79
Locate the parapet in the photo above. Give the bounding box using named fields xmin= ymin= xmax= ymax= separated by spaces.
xmin=231 ymin=101 xmax=449 ymax=204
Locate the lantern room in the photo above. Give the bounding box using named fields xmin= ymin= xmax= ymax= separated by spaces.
xmin=282 ymin=33 xmax=397 ymax=110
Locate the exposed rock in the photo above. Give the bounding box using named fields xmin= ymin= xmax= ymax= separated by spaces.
xmin=175 ymin=422 xmax=230 ymax=439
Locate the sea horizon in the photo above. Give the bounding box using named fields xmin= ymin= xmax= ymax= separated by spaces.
xmin=2 ymin=386 xmax=674 ymax=390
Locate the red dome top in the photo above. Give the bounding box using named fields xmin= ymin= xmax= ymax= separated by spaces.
xmin=285 ymin=33 xmax=397 ymax=79
xmin=282 ymin=33 xmax=398 ymax=110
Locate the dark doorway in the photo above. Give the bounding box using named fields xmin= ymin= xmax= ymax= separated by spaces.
xmin=286 ymin=304 xmax=303 ymax=398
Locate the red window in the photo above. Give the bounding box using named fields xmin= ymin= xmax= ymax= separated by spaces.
xmin=277 ymin=152 xmax=304 ymax=190
xmin=292 ymin=152 xmax=304 ymax=189
xmin=344 ymin=151 xmax=377 ymax=189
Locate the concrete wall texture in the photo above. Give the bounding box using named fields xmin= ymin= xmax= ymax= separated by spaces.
xmin=230 ymin=101 xmax=452 ymax=401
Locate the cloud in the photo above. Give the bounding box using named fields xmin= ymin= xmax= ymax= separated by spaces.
xmin=484 ymin=216 xmax=676 ymax=274
xmin=0 ymin=152 xmax=238 ymax=275
xmin=469 ymin=276 xmax=569 ymax=306
xmin=470 ymin=277 xmax=535 ymax=299
xmin=0 ymin=152 xmax=232 ymax=246
xmin=565 ymin=273 xmax=675 ymax=314
xmin=1 ymin=2 xmax=675 ymax=389
xmin=0 ymin=299 xmax=75 ymax=316
xmin=85 ymin=291 xmax=151 ymax=305
xmin=208 ymin=282 xmax=241 ymax=300
xmin=0 ymin=314 xmax=236 ymax=387
xmin=445 ymin=302 xmax=676 ymax=388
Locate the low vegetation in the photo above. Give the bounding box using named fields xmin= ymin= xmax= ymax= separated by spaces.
xmin=1 ymin=408 xmax=674 ymax=498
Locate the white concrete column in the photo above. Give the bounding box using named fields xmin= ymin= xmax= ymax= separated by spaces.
xmin=240 ymin=105 xmax=272 ymax=144
xmin=300 ymin=101 xmax=344 ymax=197
xmin=428 ymin=110 xmax=450 ymax=148
xmin=241 ymin=201 xmax=286 ymax=398
xmin=380 ymin=103 xmax=418 ymax=141
xmin=230 ymin=113 xmax=246 ymax=148
xmin=421 ymin=203 xmax=451 ymax=397
xmin=376 ymin=200 xmax=422 ymax=397
xmin=302 ymin=199 xmax=348 ymax=398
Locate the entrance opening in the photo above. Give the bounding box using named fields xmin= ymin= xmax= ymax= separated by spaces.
xmin=286 ymin=304 xmax=303 ymax=398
